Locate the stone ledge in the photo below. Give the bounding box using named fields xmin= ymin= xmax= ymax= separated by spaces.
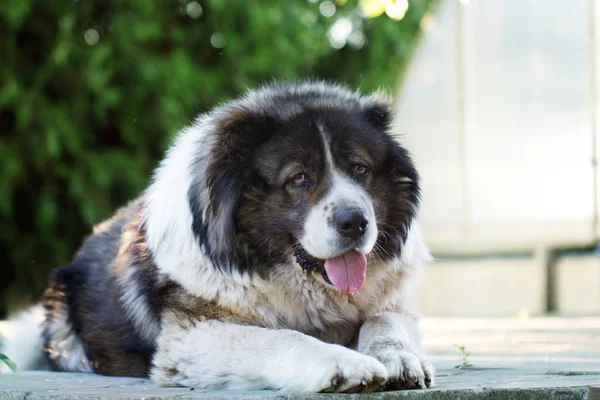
xmin=1 ymin=369 xmax=599 ymax=400
xmin=2 ymin=317 xmax=600 ymax=399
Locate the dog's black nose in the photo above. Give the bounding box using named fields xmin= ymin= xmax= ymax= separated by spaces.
xmin=334 ymin=208 xmax=368 ymax=239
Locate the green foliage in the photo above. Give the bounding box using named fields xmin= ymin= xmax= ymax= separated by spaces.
xmin=454 ymin=344 xmax=474 ymax=369
xmin=0 ymin=0 xmax=433 ymax=314
xmin=0 ymin=353 xmax=17 ymax=372
xmin=0 ymin=335 xmax=16 ymax=372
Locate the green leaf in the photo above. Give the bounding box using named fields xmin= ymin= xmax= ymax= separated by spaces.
xmin=1 ymin=0 xmax=32 ymax=29
xmin=0 ymin=353 xmax=17 ymax=372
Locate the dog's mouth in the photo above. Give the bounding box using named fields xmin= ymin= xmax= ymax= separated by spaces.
xmin=293 ymin=247 xmax=367 ymax=293
xmin=293 ymin=247 xmax=329 ymax=282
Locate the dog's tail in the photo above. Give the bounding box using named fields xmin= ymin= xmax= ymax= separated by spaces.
xmin=0 ymin=304 xmax=49 ymax=373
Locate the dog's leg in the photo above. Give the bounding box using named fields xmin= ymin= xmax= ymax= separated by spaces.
xmin=151 ymin=319 xmax=388 ymax=392
xmin=357 ymin=311 xmax=435 ymax=389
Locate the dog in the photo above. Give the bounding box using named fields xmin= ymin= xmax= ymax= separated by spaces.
xmin=2 ymin=81 xmax=435 ymax=392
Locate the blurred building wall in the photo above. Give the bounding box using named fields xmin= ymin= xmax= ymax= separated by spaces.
xmin=394 ymin=0 xmax=600 ymax=316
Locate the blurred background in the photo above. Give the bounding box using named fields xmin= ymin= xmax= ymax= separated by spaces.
xmin=1 ymin=0 xmax=598 ymax=319
xmin=398 ymin=0 xmax=600 ymax=317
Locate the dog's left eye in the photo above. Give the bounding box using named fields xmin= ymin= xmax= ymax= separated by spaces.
xmin=354 ymin=164 xmax=368 ymax=176
xmin=291 ymin=173 xmax=309 ymax=187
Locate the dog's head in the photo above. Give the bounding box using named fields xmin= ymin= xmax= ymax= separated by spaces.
xmin=151 ymin=82 xmax=420 ymax=293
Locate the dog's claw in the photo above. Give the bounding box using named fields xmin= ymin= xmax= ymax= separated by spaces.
xmin=331 ymin=376 xmax=341 ymax=387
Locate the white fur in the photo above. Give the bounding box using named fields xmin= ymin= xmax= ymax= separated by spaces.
xmin=0 ymin=305 xmax=48 ymax=373
xmin=152 ymin=319 xmax=388 ymax=392
xmin=301 ymin=172 xmax=378 ymax=259
xmin=399 ymin=220 xmax=433 ymax=269
xmin=43 ymin=308 xmax=93 ymax=373
xmin=143 ymin=122 xmax=213 ymax=294
xmin=143 ymin=117 xmax=258 ymax=312
xmin=317 ymin=121 xmax=335 ymax=170
xmin=353 ymin=224 xmax=434 ymax=388
xmin=118 ymin=268 xmax=161 ymax=342
xmin=357 ymin=312 xmax=435 ymax=388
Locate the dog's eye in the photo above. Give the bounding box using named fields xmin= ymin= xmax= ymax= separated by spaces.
xmin=291 ymin=173 xmax=309 ymax=187
xmin=354 ymin=164 xmax=368 ymax=176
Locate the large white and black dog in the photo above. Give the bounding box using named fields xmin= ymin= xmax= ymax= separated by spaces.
xmin=3 ymin=81 xmax=434 ymax=392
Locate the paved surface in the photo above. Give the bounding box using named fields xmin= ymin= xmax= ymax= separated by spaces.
xmin=1 ymin=317 xmax=600 ymax=399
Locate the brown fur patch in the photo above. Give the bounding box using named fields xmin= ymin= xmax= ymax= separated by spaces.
xmin=163 ymin=287 xmax=261 ymax=327
xmin=41 ymin=283 xmax=71 ymax=363
xmin=115 ymin=211 xmax=155 ymax=277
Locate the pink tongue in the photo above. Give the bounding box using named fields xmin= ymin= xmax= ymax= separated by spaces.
xmin=324 ymin=250 xmax=367 ymax=293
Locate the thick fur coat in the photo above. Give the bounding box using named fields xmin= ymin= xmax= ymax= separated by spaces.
xmin=3 ymin=81 xmax=434 ymax=392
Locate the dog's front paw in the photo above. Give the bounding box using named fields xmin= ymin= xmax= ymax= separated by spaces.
xmin=368 ymin=343 xmax=435 ymax=389
xmin=321 ymin=352 xmax=388 ymax=393
xmin=297 ymin=347 xmax=388 ymax=393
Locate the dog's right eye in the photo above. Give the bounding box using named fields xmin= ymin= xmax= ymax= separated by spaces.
xmin=291 ymin=173 xmax=309 ymax=187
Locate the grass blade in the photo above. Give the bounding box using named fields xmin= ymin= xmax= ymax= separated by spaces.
xmin=0 ymin=353 xmax=17 ymax=372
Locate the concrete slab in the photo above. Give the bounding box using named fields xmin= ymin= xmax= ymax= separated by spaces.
xmin=1 ymin=317 xmax=599 ymax=399
xmin=554 ymin=256 xmax=600 ymax=315
xmin=0 ymin=369 xmax=598 ymax=400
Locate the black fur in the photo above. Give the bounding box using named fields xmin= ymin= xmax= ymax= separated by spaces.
xmin=188 ymin=111 xmax=279 ymax=273
xmin=42 ymin=200 xmax=168 ymax=376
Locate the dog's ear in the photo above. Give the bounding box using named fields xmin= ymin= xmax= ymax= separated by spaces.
xmin=188 ymin=107 xmax=276 ymax=272
xmin=389 ymin=140 xmax=419 ymax=191
xmin=366 ymin=137 xmax=421 ymax=259
xmin=364 ymin=103 xmax=392 ymax=130
xmin=363 ymin=91 xmax=393 ymax=130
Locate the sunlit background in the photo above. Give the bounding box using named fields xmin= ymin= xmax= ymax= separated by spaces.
xmin=1 ymin=0 xmax=598 ymax=319
xmin=397 ymin=0 xmax=600 ymax=317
